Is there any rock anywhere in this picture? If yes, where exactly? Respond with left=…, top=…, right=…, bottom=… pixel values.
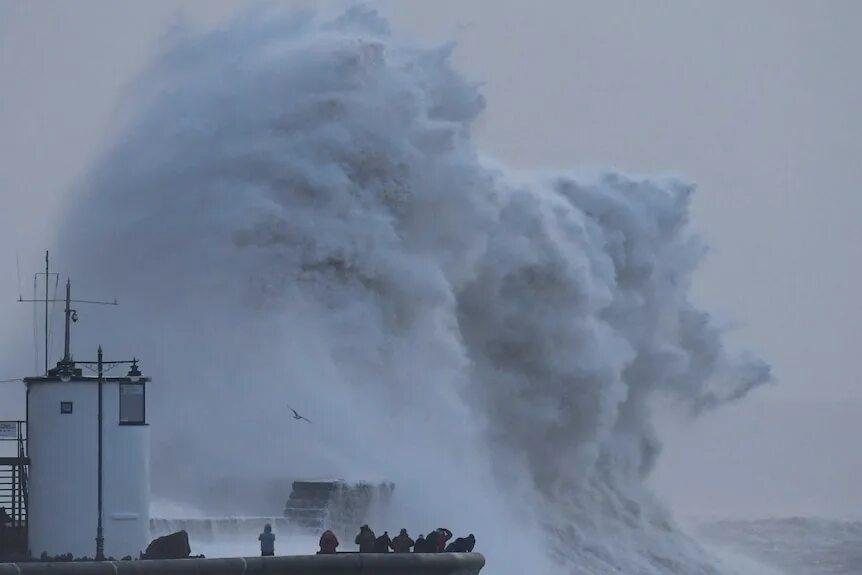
left=144, top=530, right=191, bottom=560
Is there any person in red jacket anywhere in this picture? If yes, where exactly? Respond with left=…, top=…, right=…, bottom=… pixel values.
left=319, top=530, right=339, bottom=554
left=435, top=528, right=452, bottom=552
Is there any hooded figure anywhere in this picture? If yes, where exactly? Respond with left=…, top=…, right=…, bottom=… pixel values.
left=445, top=534, right=476, bottom=553
left=373, top=531, right=392, bottom=553
left=464, top=534, right=476, bottom=552
left=391, top=529, right=414, bottom=553
left=258, top=523, right=275, bottom=556
left=319, top=530, right=339, bottom=554
left=413, top=534, right=426, bottom=553
left=354, top=525, right=376, bottom=553
left=424, top=530, right=439, bottom=553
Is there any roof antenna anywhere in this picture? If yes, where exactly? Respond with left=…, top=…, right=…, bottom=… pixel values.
left=15, top=251, right=23, bottom=301
left=18, top=252, right=118, bottom=376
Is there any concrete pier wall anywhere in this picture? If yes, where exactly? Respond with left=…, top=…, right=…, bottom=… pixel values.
left=0, top=553, right=485, bottom=575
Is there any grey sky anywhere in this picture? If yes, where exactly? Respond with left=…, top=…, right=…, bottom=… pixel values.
left=1, top=1, right=859, bottom=519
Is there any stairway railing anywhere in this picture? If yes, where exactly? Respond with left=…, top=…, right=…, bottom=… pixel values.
left=0, top=420, right=28, bottom=557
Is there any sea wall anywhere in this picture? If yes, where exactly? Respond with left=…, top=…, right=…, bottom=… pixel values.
left=0, top=553, right=485, bottom=575
left=149, top=518, right=290, bottom=542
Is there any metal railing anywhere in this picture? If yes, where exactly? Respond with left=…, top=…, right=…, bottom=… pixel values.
left=0, top=420, right=28, bottom=527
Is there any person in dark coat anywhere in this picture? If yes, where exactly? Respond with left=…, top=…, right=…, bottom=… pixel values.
left=413, top=534, right=426, bottom=553
left=373, top=531, right=391, bottom=553
left=319, top=530, right=339, bottom=554
left=390, top=529, right=414, bottom=553
left=258, top=523, right=275, bottom=557
left=464, top=534, right=476, bottom=552
left=0, top=507, right=9, bottom=559
left=354, top=525, right=375, bottom=553
left=445, top=534, right=476, bottom=552
left=424, top=530, right=439, bottom=553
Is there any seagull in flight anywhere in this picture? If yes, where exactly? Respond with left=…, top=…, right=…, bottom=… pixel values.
left=287, top=404, right=312, bottom=423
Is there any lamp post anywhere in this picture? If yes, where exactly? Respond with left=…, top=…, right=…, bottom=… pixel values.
left=77, top=351, right=141, bottom=562
left=96, top=347, right=104, bottom=561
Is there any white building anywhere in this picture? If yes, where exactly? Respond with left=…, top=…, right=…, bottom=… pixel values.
left=14, top=273, right=153, bottom=560
left=24, top=361, right=151, bottom=559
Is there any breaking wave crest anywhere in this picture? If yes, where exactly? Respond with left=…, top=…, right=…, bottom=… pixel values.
left=57, top=6, right=769, bottom=574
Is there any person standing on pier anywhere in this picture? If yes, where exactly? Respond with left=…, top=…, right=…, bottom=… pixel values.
left=319, top=530, right=339, bottom=554
left=391, top=529, right=414, bottom=553
left=258, top=523, right=275, bottom=557
left=355, top=524, right=376, bottom=553
left=373, top=531, right=392, bottom=553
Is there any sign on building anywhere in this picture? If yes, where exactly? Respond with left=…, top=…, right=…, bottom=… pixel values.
left=0, top=421, right=18, bottom=439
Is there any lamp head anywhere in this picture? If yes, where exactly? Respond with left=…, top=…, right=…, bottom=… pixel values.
left=127, top=359, right=142, bottom=382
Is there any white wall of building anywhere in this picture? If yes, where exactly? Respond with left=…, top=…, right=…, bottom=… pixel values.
left=27, top=377, right=150, bottom=559
left=105, top=420, right=150, bottom=558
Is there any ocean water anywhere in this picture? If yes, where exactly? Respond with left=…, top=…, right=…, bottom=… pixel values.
left=700, top=518, right=862, bottom=575
left=194, top=533, right=321, bottom=559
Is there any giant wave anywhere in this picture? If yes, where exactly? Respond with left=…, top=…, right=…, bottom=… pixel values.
left=55, top=6, right=769, bottom=574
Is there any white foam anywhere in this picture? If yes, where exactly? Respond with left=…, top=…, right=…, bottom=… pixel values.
left=55, top=5, right=769, bottom=574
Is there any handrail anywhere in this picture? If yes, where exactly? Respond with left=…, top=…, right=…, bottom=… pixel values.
left=0, top=420, right=29, bottom=533
left=0, top=421, right=27, bottom=443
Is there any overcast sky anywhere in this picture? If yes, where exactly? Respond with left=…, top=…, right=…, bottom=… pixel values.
left=1, top=0, right=860, bottom=520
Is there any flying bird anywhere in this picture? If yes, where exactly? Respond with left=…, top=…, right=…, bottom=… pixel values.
left=287, top=404, right=312, bottom=423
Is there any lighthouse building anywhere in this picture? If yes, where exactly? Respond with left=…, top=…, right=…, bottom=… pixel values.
left=0, top=265, right=153, bottom=561
left=25, top=362, right=150, bottom=559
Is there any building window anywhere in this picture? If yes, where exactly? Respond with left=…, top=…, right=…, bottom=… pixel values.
left=119, top=383, right=145, bottom=425
left=60, top=401, right=73, bottom=414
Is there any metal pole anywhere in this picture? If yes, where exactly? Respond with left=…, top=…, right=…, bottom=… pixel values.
left=95, top=346, right=105, bottom=561
left=11, top=450, right=16, bottom=526
left=44, top=251, right=49, bottom=374
left=63, top=280, right=71, bottom=363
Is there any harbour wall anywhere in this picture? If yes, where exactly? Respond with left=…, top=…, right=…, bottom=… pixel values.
left=149, top=517, right=290, bottom=542
left=0, top=553, right=485, bottom=575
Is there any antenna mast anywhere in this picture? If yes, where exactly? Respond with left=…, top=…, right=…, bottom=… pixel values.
left=44, top=251, right=49, bottom=373
left=62, top=279, right=75, bottom=364
left=25, top=251, right=58, bottom=374
left=19, top=255, right=118, bottom=375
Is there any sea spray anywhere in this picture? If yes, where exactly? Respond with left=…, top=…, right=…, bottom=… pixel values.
left=54, top=6, right=769, bottom=574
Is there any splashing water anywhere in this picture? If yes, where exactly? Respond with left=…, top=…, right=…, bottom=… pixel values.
left=55, top=6, right=770, bottom=574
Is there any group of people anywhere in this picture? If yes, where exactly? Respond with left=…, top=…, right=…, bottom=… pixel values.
left=344, top=525, right=475, bottom=554
left=258, top=523, right=476, bottom=556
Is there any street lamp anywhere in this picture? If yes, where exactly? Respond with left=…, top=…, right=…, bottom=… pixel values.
left=77, top=350, right=143, bottom=562
left=127, top=360, right=141, bottom=382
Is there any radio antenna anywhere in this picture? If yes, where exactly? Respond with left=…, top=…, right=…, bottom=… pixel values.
left=18, top=252, right=118, bottom=375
